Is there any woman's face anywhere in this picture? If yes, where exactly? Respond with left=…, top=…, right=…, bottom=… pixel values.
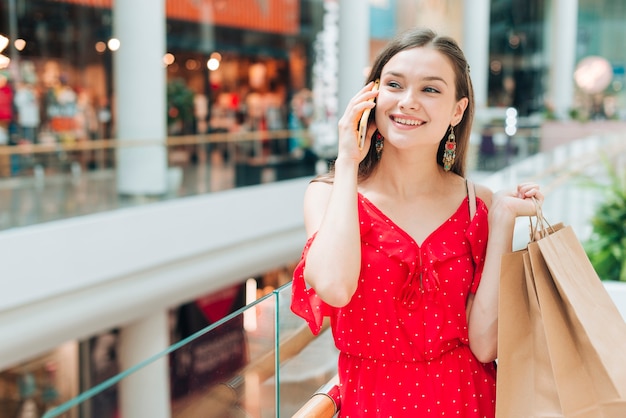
left=374, top=46, right=468, bottom=150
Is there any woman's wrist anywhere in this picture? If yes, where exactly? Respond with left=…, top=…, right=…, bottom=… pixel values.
left=333, top=157, right=360, bottom=178
left=330, top=157, right=360, bottom=200
left=488, top=198, right=517, bottom=230
left=334, top=156, right=361, bottom=168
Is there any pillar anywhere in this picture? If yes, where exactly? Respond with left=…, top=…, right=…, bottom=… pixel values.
left=462, top=0, right=491, bottom=113
left=338, top=0, right=370, bottom=118
left=462, top=0, right=491, bottom=170
left=118, top=311, right=171, bottom=418
left=548, top=0, right=578, bottom=119
left=7, top=0, right=20, bottom=77
left=113, top=0, right=168, bottom=195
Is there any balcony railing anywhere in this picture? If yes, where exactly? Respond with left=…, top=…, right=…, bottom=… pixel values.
left=0, top=130, right=317, bottom=183
left=39, top=282, right=338, bottom=418
left=0, top=129, right=320, bottom=230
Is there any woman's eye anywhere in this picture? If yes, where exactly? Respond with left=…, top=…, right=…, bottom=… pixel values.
left=424, top=87, right=440, bottom=93
left=388, top=81, right=401, bottom=89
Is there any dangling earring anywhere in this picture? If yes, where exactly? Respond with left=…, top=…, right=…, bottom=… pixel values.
left=442, top=125, right=456, bottom=171
left=375, top=131, right=384, bottom=160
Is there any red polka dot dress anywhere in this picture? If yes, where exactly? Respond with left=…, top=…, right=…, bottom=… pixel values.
left=291, top=193, right=496, bottom=417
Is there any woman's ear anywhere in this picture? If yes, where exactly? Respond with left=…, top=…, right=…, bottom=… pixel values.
left=452, top=97, right=469, bottom=126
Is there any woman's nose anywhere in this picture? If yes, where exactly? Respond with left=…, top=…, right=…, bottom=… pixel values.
left=398, top=90, right=420, bottom=110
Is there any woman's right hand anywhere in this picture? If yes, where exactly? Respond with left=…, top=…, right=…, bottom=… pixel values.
left=302, top=84, right=378, bottom=306
left=336, top=81, right=379, bottom=163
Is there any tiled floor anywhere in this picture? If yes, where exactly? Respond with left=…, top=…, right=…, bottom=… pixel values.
left=0, top=152, right=238, bottom=231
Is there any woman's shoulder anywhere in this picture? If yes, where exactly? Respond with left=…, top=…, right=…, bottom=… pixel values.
left=305, top=178, right=333, bottom=201
left=472, top=181, right=494, bottom=209
left=464, top=176, right=493, bottom=207
left=302, top=179, right=333, bottom=237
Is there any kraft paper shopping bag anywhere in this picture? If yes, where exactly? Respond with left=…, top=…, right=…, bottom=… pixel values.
left=528, top=225, right=626, bottom=417
left=496, top=227, right=563, bottom=417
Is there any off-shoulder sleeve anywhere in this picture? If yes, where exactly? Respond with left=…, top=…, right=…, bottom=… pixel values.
left=466, top=199, right=489, bottom=294
left=290, top=233, right=336, bottom=335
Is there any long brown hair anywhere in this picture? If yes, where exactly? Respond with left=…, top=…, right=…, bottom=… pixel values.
left=319, top=27, right=474, bottom=182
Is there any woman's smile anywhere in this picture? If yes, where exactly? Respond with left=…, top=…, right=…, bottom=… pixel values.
left=390, top=114, right=425, bottom=127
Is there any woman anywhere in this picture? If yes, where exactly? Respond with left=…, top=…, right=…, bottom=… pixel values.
left=291, top=28, right=542, bottom=417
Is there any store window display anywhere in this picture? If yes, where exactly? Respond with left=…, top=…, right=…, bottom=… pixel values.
left=13, top=81, right=40, bottom=144
left=0, top=72, right=13, bottom=143
left=0, top=344, right=77, bottom=418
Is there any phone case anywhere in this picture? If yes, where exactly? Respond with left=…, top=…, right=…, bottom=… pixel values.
left=357, top=79, right=380, bottom=150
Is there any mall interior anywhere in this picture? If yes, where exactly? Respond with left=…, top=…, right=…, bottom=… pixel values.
left=1, top=0, right=626, bottom=417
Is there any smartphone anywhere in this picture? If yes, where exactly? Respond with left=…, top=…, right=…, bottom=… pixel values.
left=357, top=79, right=380, bottom=150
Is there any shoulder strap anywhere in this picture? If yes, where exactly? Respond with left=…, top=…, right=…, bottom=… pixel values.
left=466, top=179, right=477, bottom=220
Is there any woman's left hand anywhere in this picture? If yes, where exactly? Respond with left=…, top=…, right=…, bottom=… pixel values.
left=493, top=182, right=544, bottom=218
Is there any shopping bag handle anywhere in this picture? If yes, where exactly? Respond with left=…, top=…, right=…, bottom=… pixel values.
left=528, top=197, right=553, bottom=242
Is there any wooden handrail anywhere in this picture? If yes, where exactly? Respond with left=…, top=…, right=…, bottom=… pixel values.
left=291, top=374, right=340, bottom=418
left=0, top=129, right=312, bottom=156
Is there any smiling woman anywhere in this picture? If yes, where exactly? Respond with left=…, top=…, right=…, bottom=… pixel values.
left=373, top=46, right=468, bottom=165
left=290, top=27, right=544, bottom=417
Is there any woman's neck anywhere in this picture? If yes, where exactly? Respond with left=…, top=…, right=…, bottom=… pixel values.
left=363, top=146, right=452, bottom=200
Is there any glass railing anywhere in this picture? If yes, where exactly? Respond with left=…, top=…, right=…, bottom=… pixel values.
left=0, top=129, right=317, bottom=181
left=0, top=129, right=320, bottom=231
left=41, top=282, right=339, bottom=418
left=275, top=282, right=338, bottom=417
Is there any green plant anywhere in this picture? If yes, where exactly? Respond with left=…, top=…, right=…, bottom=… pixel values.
left=584, top=158, right=626, bottom=281
left=167, top=78, right=195, bottom=130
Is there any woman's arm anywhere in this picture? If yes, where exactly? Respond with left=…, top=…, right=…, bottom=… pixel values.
left=467, top=182, right=542, bottom=363
left=301, top=82, right=379, bottom=307
left=301, top=159, right=361, bottom=307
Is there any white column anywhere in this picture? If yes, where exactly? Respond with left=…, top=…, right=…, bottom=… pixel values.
left=462, top=0, right=491, bottom=170
left=338, top=0, right=370, bottom=117
left=7, top=0, right=20, bottom=79
left=113, top=0, right=168, bottom=195
left=118, top=311, right=171, bottom=418
left=548, top=0, right=579, bottom=119
left=462, top=0, right=491, bottom=113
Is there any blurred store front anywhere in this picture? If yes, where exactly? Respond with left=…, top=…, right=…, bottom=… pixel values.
left=487, top=0, right=626, bottom=119
left=0, top=0, right=324, bottom=174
